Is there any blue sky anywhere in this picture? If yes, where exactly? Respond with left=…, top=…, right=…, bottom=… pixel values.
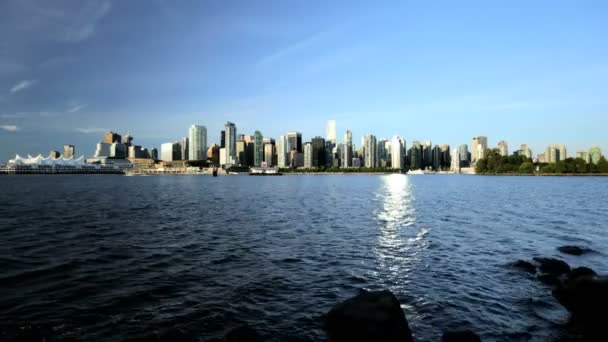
left=1, top=0, right=607, bottom=160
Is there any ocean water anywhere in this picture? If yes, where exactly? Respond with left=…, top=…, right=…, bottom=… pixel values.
left=0, top=174, right=607, bottom=341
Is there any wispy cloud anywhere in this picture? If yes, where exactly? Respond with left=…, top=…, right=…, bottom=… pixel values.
left=0, top=113, right=27, bottom=119
left=10, top=80, right=36, bottom=93
left=75, top=127, right=106, bottom=134
left=0, top=125, right=19, bottom=132
left=67, top=104, right=87, bottom=113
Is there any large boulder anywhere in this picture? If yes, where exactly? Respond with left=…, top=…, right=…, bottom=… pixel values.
left=552, top=276, right=608, bottom=338
left=442, top=329, right=482, bottom=341
left=324, top=290, right=413, bottom=342
left=532, top=257, right=571, bottom=276
left=557, top=246, right=593, bottom=256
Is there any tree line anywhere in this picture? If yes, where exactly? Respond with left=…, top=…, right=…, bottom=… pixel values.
left=475, top=148, right=608, bottom=174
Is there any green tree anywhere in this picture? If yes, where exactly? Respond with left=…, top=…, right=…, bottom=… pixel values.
left=519, top=161, right=534, bottom=174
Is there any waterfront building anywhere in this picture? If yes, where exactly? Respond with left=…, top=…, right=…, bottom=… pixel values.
left=63, top=145, right=75, bottom=159
left=352, top=158, right=361, bottom=168
left=304, top=142, right=313, bottom=168
left=520, top=144, right=533, bottom=159
left=264, top=141, right=275, bottom=167
left=188, top=125, right=207, bottom=161
left=325, top=140, right=335, bottom=166
left=224, top=122, right=237, bottom=165
left=331, top=145, right=340, bottom=167
left=326, top=120, right=337, bottom=144
left=95, top=143, right=111, bottom=158
left=236, top=140, right=247, bottom=166
left=219, top=147, right=226, bottom=165
left=537, top=153, right=546, bottom=163
left=253, top=131, right=263, bottom=167
left=289, top=150, right=304, bottom=167
left=589, top=146, right=602, bottom=165
left=472, top=136, right=488, bottom=163
left=149, top=148, right=158, bottom=160
left=364, top=134, right=377, bottom=168
left=377, top=138, right=390, bottom=168
left=104, top=131, right=121, bottom=144
left=311, top=137, right=326, bottom=167
left=409, top=141, right=422, bottom=170
left=110, top=142, right=126, bottom=158
left=220, top=130, right=225, bottom=148
left=49, top=150, right=60, bottom=159
left=123, top=133, right=133, bottom=147
left=342, top=130, right=353, bottom=168
left=128, top=145, right=149, bottom=159
left=207, top=144, right=219, bottom=164
left=287, top=132, right=303, bottom=153
left=577, top=151, right=590, bottom=163
left=181, top=137, right=189, bottom=160
left=545, top=144, right=567, bottom=163
left=390, top=136, right=404, bottom=170
left=161, top=142, right=180, bottom=161
left=498, top=140, right=509, bottom=157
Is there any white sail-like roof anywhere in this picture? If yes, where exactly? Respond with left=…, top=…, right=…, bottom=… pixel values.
left=8, top=154, right=86, bottom=166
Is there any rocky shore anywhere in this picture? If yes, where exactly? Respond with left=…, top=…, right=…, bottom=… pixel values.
left=5, top=245, right=605, bottom=341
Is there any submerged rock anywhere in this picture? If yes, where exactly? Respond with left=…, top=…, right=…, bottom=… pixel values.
left=512, top=260, right=537, bottom=274
left=325, top=290, right=413, bottom=342
left=557, top=246, right=593, bottom=256
left=532, top=257, right=571, bottom=276
left=442, top=329, right=482, bottom=341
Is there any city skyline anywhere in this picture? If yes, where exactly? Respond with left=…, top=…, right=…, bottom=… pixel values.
left=1, top=1, right=608, bottom=160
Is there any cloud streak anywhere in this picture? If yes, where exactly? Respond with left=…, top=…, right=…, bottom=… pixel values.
left=0, top=125, right=19, bottom=132
left=10, top=80, right=36, bottom=93
left=75, top=127, right=106, bottom=134
left=67, top=104, right=87, bottom=113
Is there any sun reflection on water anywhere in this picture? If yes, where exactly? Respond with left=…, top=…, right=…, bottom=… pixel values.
left=372, top=174, right=428, bottom=284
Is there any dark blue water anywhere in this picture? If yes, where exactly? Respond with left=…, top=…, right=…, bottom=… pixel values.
left=1, top=175, right=607, bottom=341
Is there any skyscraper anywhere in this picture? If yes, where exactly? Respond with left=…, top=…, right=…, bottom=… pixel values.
left=422, top=141, right=432, bottom=168
left=498, top=140, right=509, bottom=157
left=220, top=130, right=226, bottom=148
left=277, top=135, right=288, bottom=168
left=149, top=148, right=158, bottom=160
left=304, top=142, right=313, bottom=168
left=472, top=136, right=488, bottom=162
left=264, top=142, right=275, bottom=167
left=287, top=132, right=302, bottom=153
left=342, top=130, right=353, bottom=168
left=451, top=149, right=461, bottom=173
left=63, top=145, right=75, bottom=159
left=391, top=136, right=404, bottom=169
left=207, top=144, right=219, bottom=164
left=326, top=120, right=336, bottom=144
left=49, top=151, right=60, bottom=159
left=545, top=144, right=567, bottom=163
left=440, top=144, right=451, bottom=170
left=188, top=125, right=207, bottom=161
left=431, top=145, right=441, bottom=170
left=236, top=140, right=247, bottom=166
left=409, top=141, right=422, bottom=170
left=253, top=130, right=263, bottom=167
left=364, top=134, right=377, bottom=168
left=181, top=137, right=189, bottom=160
left=458, top=144, right=470, bottom=167
left=377, top=138, right=390, bottom=168
left=224, top=122, right=237, bottom=165
left=577, top=151, right=590, bottom=163
left=311, top=137, right=326, bottom=167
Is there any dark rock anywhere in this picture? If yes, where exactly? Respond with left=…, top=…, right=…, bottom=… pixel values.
left=512, top=260, right=537, bottom=274
left=557, top=246, right=593, bottom=256
left=325, top=290, right=413, bottom=342
left=224, top=325, right=259, bottom=342
left=537, top=273, right=563, bottom=287
left=553, top=276, right=608, bottom=338
left=568, top=267, right=597, bottom=281
left=442, top=329, right=482, bottom=341
left=532, top=257, right=571, bottom=276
